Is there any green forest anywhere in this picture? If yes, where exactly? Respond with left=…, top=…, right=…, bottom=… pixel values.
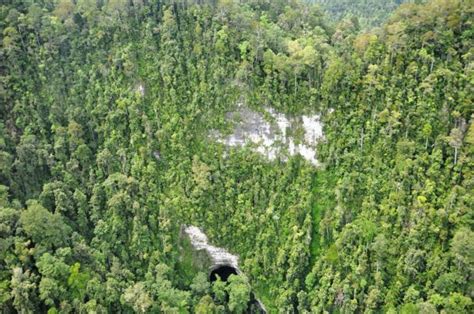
left=0, top=0, right=473, bottom=313
left=312, top=0, right=422, bottom=29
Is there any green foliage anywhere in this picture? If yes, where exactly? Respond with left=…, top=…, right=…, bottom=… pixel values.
left=19, top=201, right=71, bottom=249
left=0, top=0, right=472, bottom=312
left=121, top=282, right=153, bottom=313
left=190, top=272, right=210, bottom=296
left=67, top=263, right=90, bottom=301
left=212, top=278, right=227, bottom=305
left=313, top=0, right=421, bottom=30
left=226, top=275, right=251, bottom=313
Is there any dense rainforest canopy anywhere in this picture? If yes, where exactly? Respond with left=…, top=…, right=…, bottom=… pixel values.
left=312, top=0, right=424, bottom=29
left=0, top=0, right=473, bottom=313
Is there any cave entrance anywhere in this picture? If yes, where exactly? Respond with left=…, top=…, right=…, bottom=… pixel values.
left=209, top=265, right=238, bottom=282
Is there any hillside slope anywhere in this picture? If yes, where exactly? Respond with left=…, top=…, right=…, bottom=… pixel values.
left=0, top=0, right=472, bottom=313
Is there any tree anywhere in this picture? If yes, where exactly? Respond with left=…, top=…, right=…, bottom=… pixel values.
left=447, top=127, right=463, bottom=165
left=35, top=249, right=74, bottom=307
left=226, top=275, right=250, bottom=313
left=67, top=263, right=90, bottom=302
left=190, top=272, right=210, bottom=296
left=19, top=201, right=71, bottom=248
left=121, top=282, right=153, bottom=313
left=212, top=277, right=226, bottom=304
left=195, top=295, right=217, bottom=314
left=450, top=228, right=474, bottom=279
left=10, top=268, right=38, bottom=313
left=421, top=123, right=432, bottom=149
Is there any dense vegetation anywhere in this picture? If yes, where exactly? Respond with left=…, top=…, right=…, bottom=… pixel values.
left=0, top=0, right=472, bottom=313
left=312, top=0, right=422, bottom=29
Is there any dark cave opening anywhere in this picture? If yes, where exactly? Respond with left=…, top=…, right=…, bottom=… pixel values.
left=209, top=265, right=238, bottom=282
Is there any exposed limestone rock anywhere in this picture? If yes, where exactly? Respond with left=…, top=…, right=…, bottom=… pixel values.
left=184, top=225, right=239, bottom=268
left=183, top=225, right=266, bottom=313
left=211, top=104, right=324, bottom=165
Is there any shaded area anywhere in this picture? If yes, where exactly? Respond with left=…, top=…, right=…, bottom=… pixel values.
left=209, top=265, right=238, bottom=282
left=248, top=293, right=267, bottom=313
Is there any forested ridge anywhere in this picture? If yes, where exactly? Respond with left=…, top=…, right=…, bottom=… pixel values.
left=312, top=0, right=423, bottom=29
left=0, top=0, right=473, bottom=313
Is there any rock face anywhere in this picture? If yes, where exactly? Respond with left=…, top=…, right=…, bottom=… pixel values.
left=184, top=225, right=239, bottom=269
left=183, top=225, right=266, bottom=313
left=211, top=104, right=324, bottom=165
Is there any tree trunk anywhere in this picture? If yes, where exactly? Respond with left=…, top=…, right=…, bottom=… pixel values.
left=294, top=71, right=297, bottom=96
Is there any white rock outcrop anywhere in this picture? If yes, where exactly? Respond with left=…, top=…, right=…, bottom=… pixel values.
left=212, top=105, right=324, bottom=165
left=184, top=225, right=267, bottom=313
left=184, top=225, right=239, bottom=268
